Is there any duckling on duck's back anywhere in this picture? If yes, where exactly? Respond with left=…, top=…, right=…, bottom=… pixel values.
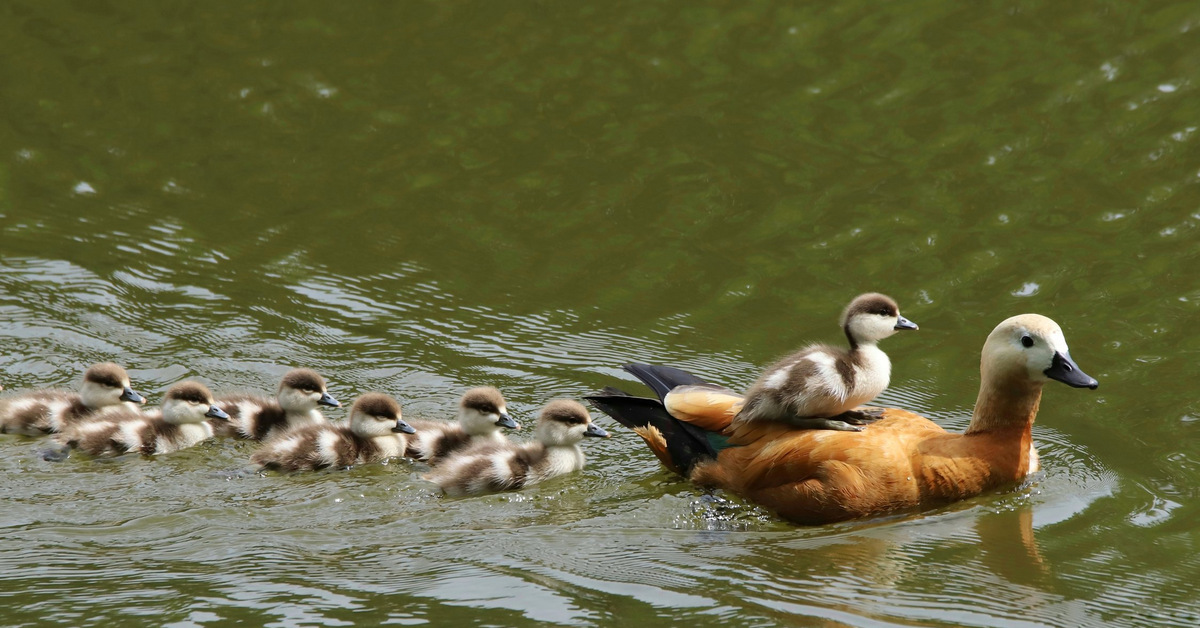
left=56, top=381, right=228, bottom=457
left=737, top=292, right=917, bottom=430
left=250, top=393, right=414, bottom=472
left=212, top=368, right=340, bottom=441
left=405, top=386, right=519, bottom=464
left=0, top=362, right=146, bottom=436
left=588, top=313, right=1098, bottom=525
left=424, top=399, right=608, bottom=497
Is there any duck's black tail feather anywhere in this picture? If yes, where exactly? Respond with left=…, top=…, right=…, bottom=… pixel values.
left=585, top=382, right=720, bottom=476
left=622, top=363, right=711, bottom=401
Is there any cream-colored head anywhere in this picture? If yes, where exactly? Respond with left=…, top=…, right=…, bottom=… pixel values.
left=534, top=399, right=609, bottom=446
left=840, top=293, right=918, bottom=348
left=276, top=368, right=340, bottom=413
left=980, top=314, right=1098, bottom=389
left=161, top=381, right=229, bottom=425
left=79, top=362, right=146, bottom=409
left=457, top=386, right=519, bottom=434
left=348, top=393, right=412, bottom=438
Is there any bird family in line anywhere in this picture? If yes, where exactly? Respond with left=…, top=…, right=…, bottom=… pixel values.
left=0, top=292, right=1098, bottom=525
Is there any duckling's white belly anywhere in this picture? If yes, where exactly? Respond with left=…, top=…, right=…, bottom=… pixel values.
left=289, top=410, right=326, bottom=428
left=372, top=435, right=405, bottom=460
left=846, top=345, right=891, bottom=408
left=168, top=422, right=214, bottom=452
left=538, top=446, right=585, bottom=480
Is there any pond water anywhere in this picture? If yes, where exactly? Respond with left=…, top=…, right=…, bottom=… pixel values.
left=2, top=1, right=1199, bottom=626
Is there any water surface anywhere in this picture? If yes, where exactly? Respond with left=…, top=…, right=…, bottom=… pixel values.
left=2, top=1, right=1199, bottom=626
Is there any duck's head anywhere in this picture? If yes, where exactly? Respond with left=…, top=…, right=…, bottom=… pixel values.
left=79, top=362, right=146, bottom=409
left=162, top=381, right=228, bottom=425
left=277, top=368, right=340, bottom=412
left=534, top=399, right=608, bottom=446
left=841, top=293, right=918, bottom=347
left=981, top=314, right=1098, bottom=390
left=348, top=393, right=413, bottom=437
left=458, top=386, right=519, bottom=434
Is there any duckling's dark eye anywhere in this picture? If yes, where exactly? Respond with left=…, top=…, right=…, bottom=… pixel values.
left=1021, top=335, right=1034, bottom=348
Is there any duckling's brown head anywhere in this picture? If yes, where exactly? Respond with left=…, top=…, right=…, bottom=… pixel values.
left=277, top=368, right=340, bottom=412
left=162, top=381, right=228, bottom=425
left=841, top=293, right=918, bottom=348
left=348, top=393, right=413, bottom=437
left=459, top=386, right=518, bottom=433
left=80, top=362, right=145, bottom=408
left=982, top=314, right=1098, bottom=390
left=535, top=399, right=608, bottom=446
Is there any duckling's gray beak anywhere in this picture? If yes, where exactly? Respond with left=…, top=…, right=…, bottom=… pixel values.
left=583, top=423, right=609, bottom=438
left=495, top=413, right=519, bottom=430
left=206, top=405, right=231, bottom=420
left=1044, top=351, right=1098, bottom=389
left=392, top=418, right=416, bottom=434
left=318, top=392, right=341, bottom=408
left=894, top=316, right=918, bottom=331
left=121, top=387, right=147, bottom=404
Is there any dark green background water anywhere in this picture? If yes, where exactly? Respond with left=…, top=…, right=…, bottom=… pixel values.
left=2, top=1, right=1198, bottom=626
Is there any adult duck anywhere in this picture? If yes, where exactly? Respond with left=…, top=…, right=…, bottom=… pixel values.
left=586, top=314, right=1098, bottom=525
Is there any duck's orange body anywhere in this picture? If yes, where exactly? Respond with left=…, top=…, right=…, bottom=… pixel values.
left=589, top=314, right=1097, bottom=525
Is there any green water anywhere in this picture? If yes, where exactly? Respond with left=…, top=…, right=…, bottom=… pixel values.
left=1, top=1, right=1198, bottom=625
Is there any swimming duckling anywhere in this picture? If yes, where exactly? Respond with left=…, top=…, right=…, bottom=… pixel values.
left=587, top=314, right=1098, bottom=525
left=212, top=368, right=340, bottom=441
left=56, top=381, right=229, bottom=457
left=737, top=292, right=917, bottom=431
left=250, top=393, right=414, bottom=472
left=404, top=387, right=519, bottom=464
left=0, top=362, right=146, bottom=436
left=424, top=399, right=609, bottom=496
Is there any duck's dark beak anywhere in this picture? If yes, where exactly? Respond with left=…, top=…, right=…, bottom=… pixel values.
left=206, top=405, right=231, bottom=420
left=894, top=316, right=919, bottom=331
left=121, top=387, right=147, bottom=404
left=584, top=423, right=609, bottom=438
left=392, top=418, right=416, bottom=434
left=1044, top=351, right=1098, bottom=389
left=495, top=412, right=519, bottom=430
left=318, top=392, right=341, bottom=408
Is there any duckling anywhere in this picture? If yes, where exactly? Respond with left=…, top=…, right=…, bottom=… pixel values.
left=587, top=314, right=1098, bottom=525
left=404, top=387, right=519, bottom=464
left=0, top=362, right=146, bottom=436
left=737, top=292, right=917, bottom=431
left=424, top=399, right=609, bottom=496
left=212, top=368, right=340, bottom=441
left=56, top=381, right=229, bottom=457
left=250, top=393, right=415, bottom=472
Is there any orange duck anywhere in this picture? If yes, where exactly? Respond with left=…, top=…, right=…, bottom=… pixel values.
left=587, top=314, right=1099, bottom=525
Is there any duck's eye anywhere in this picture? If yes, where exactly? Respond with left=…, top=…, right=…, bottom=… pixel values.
left=1020, top=335, right=1034, bottom=348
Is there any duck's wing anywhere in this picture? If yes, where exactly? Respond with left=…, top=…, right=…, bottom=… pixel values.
left=586, top=388, right=723, bottom=476
left=662, top=385, right=744, bottom=432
